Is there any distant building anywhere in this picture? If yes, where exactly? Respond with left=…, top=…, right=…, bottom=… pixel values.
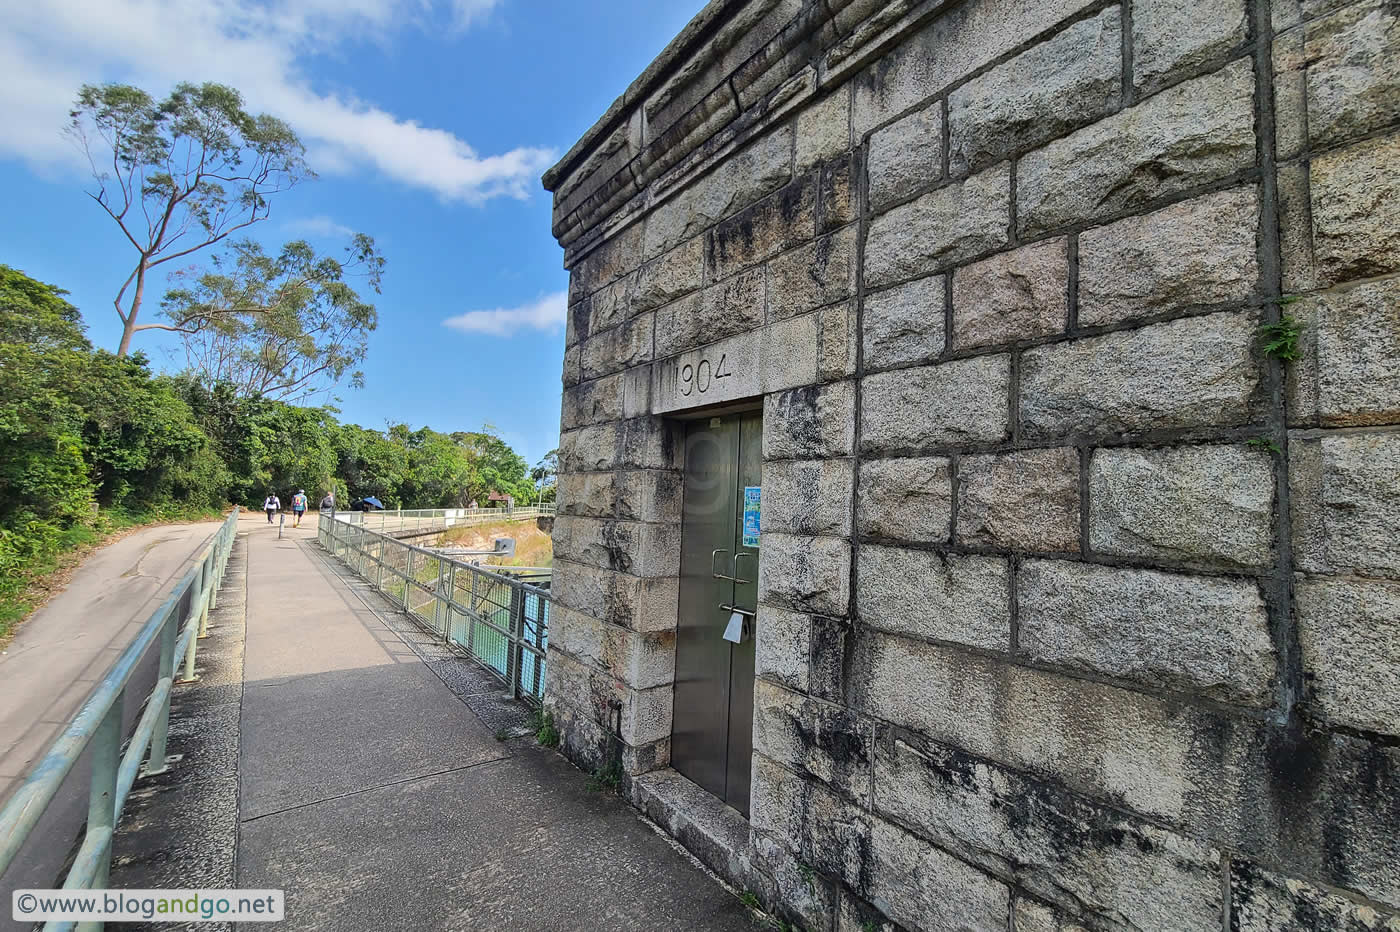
left=487, top=491, right=514, bottom=508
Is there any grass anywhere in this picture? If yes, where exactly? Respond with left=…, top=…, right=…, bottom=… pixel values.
left=530, top=706, right=560, bottom=748
left=0, top=504, right=224, bottom=644
left=586, top=760, right=623, bottom=792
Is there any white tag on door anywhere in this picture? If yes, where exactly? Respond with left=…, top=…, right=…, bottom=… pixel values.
left=722, top=611, right=744, bottom=643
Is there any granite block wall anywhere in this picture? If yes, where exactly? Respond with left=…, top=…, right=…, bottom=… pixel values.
left=542, top=0, right=1400, bottom=928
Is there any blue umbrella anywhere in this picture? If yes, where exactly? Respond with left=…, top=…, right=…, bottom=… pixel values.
left=362, top=496, right=385, bottom=510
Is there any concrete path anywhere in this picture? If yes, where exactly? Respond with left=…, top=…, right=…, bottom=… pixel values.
left=111, top=515, right=756, bottom=931
left=0, top=519, right=219, bottom=802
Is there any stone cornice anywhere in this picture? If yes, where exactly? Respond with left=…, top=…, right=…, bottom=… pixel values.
left=543, top=0, right=966, bottom=264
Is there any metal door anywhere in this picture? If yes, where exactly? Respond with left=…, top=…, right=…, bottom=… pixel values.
left=672, top=412, right=761, bottom=816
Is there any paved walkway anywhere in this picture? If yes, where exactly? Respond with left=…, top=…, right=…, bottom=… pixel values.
left=0, top=520, right=219, bottom=802
left=108, top=516, right=755, bottom=931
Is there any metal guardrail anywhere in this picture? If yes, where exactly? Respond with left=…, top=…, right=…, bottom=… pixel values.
left=334, top=505, right=555, bottom=537
left=0, top=507, right=240, bottom=930
left=319, top=512, right=549, bottom=702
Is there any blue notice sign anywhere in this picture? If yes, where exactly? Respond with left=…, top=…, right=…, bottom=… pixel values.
left=742, top=486, right=761, bottom=548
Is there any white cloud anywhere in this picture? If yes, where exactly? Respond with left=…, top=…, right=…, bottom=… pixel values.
left=286, top=215, right=357, bottom=239
left=0, top=0, right=555, bottom=204
left=443, top=291, right=567, bottom=337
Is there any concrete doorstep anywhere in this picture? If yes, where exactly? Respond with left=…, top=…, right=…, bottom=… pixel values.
left=103, top=523, right=759, bottom=932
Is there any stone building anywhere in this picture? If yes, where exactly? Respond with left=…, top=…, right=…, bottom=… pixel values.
left=540, top=0, right=1400, bottom=928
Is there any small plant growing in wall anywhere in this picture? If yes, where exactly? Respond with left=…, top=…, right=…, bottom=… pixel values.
left=739, top=891, right=761, bottom=911
left=1259, top=315, right=1303, bottom=361
left=1247, top=436, right=1283, bottom=455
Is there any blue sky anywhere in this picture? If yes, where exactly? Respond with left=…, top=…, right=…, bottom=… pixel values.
left=0, top=0, right=701, bottom=467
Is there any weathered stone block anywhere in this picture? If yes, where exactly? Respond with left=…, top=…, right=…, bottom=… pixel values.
left=643, top=125, right=794, bottom=260
left=558, top=423, right=618, bottom=473
left=756, top=605, right=813, bottom=694
left=1304, top=0, right=1400, bottom=147
left=1289, top=277, right=1400, bottom=427
left=957, top=447, right=1080, bottom=552
left=867, top=815, right=1011, bottom=932
left=1090, top=443, right=1275, bottom=569
left=570, top=221, right=645, bottom=302
left=858, top=545, right=1010, bottom=651
left=817, top=301, right=857, bottom=382
left=1290, top=431, right=1400, bottom=579
left=818, top=151, right=860, bottom=234
left=1311, top=133, right=1400, bottom=285
left=751, top=754, right=871, bottom=890
left=850, top=0, right=1103, bottom=137
left=551, top=560, right=679, bottom=633
left=545, top=644, right=672, bottom=747
left=557, top=471, right=616, bottom=518
left=951, top=239, right=1067, bottom=349
left=857, top=456, right=952, bottom=543
left=948, top=7, right=1121, bottom=176
left=1297, top=576, right=1400, bottom=738
left=705, top=172, right=816, bottom=282
left=753, top=680, right=871, bottom=804
left=855, top=631, right=1193, bottom=819
left=868, top=102, right=942, bottom=210
left=656, top=270, right=763, bottom=359
left=1013, top=899, right=1091, bottom=932
left=861, top=355, right=1011, bottom=452
left=767, top=226, right=856, bottom=321
left=561, top=374, right=623, bottom=430
left=1019, top=311, right=1261, bottom=439
left=761, top=458, right=855, bottom=537
left=587, top=273, right=636, bottom=335
left=551, top=605, right=677, bottom=690
left=796, top=84, right=852, bottom=170
left=865, top=164, right=1010, bottom=287
left=617, top=417, right=682, bottom=470
left=1232, top=859, right=1400, bottom=932
left=580, top=312, right=654, bottom=381
left=620, top=363, right=651, bottom=418
left=1018, top=559, right=1274, bottom=703
left=1078, top=187, right=1260, bottom=327
left=760, top=312, right=822, bottom=393
left=758, top=532, right=851, bottom=617
left=764, top=381, right=856, bottom=459
left=1017, top=59, right=1256, bottom=236
left=875, top=735, right=1224, bottom=931
left=552, top=517, right=680, bottom=578
left=863, top=273, right=946, bottom=370
left=633, top=237, right=704, bottom=313
left=1134, top=0, right=1248, bottom=94
left=615, top=470, right=682, bottom=523
left=561, top=343, right=581, bottom=387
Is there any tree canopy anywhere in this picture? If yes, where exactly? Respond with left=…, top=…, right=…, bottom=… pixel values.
left=69, top=81, right=310, bottom=357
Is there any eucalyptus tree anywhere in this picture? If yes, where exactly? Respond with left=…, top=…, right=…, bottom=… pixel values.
left=162, top=234, right=385, bottom=402
left=68, top=82, right=309, bottom=357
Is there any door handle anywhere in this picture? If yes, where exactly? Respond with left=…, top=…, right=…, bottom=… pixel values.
left=719, top=603, right=755, bottom=618
left=710, top=549, right=750, bottom=584
left=734, top=552, right=755, bottom=583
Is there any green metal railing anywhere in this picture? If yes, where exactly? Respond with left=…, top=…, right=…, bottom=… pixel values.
left=0, top=508, right=240, bottom=930
left=319, top=512, right=549, bottom=702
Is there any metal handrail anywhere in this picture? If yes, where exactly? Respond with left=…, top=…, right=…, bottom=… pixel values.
left=0, top=508, right=240, bottom=927
left=318, top=511, right=550, bottom=702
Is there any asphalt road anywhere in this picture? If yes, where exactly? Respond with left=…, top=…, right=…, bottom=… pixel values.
left=0, top=520, right=220, bottom=803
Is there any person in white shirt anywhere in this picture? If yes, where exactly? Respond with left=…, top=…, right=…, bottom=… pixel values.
left=263, top=493, right=281, bottom=524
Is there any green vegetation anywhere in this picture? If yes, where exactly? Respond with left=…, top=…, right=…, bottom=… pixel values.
left=531, top=707, right=560, bottom=748
left=1247, top=436, right=1283, bottom=455
left=586, top=759, right=623, bottom=793
left=739, top=892, right=761, bottom=911
left=1259, top=315, right=1304, bottom=361
left=0, top=264, right=548, bottom=636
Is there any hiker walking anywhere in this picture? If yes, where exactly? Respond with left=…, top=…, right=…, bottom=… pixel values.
left=263, top=492, right=281, bottom=524
left=291, top=489, right=309, bottom=527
